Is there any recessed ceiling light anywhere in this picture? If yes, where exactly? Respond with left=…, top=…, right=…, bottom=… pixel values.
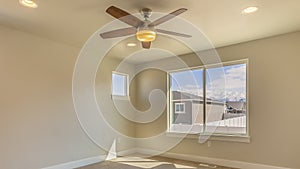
left=242, top=6, right=258, bottom=14
left=127, top=42, right=137, bottom=47
left=19, top=0, right=38, bottom=8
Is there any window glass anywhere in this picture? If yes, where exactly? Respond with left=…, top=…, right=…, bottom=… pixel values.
left=168, top=61, right=248, bottom=136
left=112, top=73, right=128, bottom=96
left=206, top=63, right=247, bottom=135
left=175, top=103, right=185, bottom=113
left=169, top=69, right=204, bottom=133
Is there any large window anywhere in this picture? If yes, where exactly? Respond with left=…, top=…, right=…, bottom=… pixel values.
left=112, top=72, right=128, bottom=96
left=168, top=60, right=248, bottom=136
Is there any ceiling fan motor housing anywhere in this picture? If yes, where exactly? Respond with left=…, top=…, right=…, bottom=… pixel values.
left=140, top=8, right=152, bottom=19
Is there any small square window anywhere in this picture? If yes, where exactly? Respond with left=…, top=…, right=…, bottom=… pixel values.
left=112, top=72, right=128, bottom=96
left=175, top=103, right=185, bottom=114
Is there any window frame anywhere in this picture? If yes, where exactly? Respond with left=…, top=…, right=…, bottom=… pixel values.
left=174, top=102, right=186, bottom=114
left=111, top=71, right=129, bottom=98
left=167, top=59, right=249, bottom=140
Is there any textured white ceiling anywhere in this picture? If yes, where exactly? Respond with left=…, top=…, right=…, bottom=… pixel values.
left=1, top=0, right=300, bottom=64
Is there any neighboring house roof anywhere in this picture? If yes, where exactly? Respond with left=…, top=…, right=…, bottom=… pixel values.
left=172, top=91, right=223, bottom=104
left=226, top=101, right=246, bottom=110
left=172, top=91, right=203, bottom=100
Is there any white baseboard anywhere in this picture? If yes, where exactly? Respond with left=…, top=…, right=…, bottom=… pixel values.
left=41, top=155, right=106, bottom=169
left=41, top=148, right=291, bottom=169
left=41, top=149, right=135, bottom=169
left=134, top=148, right=291, bottom=169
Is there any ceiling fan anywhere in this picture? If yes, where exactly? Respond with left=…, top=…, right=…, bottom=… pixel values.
left=100, top=6, right=192, bottom=49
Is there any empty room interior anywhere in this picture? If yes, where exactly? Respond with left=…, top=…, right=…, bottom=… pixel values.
left=1, top=0, right=299, bottom=169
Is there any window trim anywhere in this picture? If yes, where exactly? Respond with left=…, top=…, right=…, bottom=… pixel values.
left=174, top=102, right=186, bottom=114
left=166, top=132, right=250, bottom=143
left=167, top=59, right=249, bottom=140
left=111, top=71, right=129, bottom=97
left=167, top=67, right=204, bottom=132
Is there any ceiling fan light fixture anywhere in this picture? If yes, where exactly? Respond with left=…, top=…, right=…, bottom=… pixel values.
left=19, top=0, right=38, bottom=8
left=136, top=29, right=156, bottom=42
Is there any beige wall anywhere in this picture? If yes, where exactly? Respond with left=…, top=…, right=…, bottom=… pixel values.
left=0, top=25, right=106, bottom=169
left=133, top=69, right=168, bottom=138
left=134, top=31, right=300, bottom=168
left=95, top=56, right=137, bottom=138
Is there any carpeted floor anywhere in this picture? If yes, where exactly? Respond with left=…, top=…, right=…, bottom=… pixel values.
left=77, top=154, right=238, bottom=169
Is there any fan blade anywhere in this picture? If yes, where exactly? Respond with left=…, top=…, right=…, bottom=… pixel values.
left=100, top=27, right=136, bottom=39
left=149, top=8, right=187, bottom=26
left=106, top=6, right=142, bottom=27
left=156, top=29, right=192, bottom=38
left=141, top=42, right=151, bottom=49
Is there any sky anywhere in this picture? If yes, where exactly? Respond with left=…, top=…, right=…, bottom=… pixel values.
left=112, top=73, right=127, bottom=96
left=171, top=64, right=246, bottom=102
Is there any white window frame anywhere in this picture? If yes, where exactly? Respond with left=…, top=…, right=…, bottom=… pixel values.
left=167, top=59, right=250, bottom=142
left=174, top=103, right=185, bottom=114
left=111, top=71, right=129, bottom=98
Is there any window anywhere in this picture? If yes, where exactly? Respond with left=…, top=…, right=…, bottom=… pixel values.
left=169, top=68, right=204, bottom=133
left=112, top=72, right=128, bottom=96
left=168, top=60, right=248, bottom=137
left=175, top=103, right=185, bottom=114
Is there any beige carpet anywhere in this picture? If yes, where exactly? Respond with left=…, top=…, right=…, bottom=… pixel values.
left=77, top=154, right=238, bottom=169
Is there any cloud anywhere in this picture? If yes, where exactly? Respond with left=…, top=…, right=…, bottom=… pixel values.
left=207, top=64, right=246, bottom=101
left=173, top=64, right=246, bottom=102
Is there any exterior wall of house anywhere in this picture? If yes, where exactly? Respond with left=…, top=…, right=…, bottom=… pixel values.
left=192, top=103, right=225, bottom=124
left=173, top=101, right=193, bottom=124
left=193, top=103, right=204, bottom=124
left=206, top=104, right=225, bottom=123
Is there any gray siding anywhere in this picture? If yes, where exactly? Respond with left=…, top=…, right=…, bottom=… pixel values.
left=173, top=101, right=192, bottom=124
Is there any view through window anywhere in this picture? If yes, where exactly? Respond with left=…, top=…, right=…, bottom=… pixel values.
left=169, top=61, right=247, bottom=136
left=112, top=72, right=128, bottom=96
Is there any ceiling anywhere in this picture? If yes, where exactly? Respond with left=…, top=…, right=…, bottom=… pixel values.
left=1, top=0, right=300, bottom=64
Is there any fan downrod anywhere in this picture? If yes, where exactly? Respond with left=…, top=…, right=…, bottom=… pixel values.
left=140, top=8, right=152, bottom=19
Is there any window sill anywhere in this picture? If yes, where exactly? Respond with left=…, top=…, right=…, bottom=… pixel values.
left=166, top=132, right=250, bottom=143
left=111, top=95, right=130, bottom=100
